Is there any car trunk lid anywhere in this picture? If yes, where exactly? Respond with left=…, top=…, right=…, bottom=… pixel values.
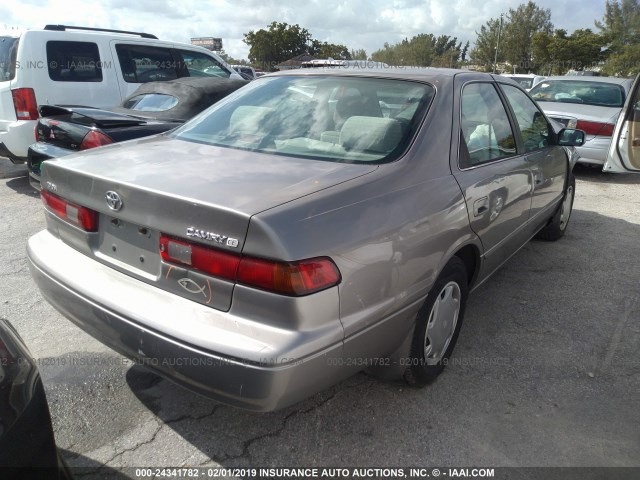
left=41, top=135, right=377, bottom=311
left=36, top=106, right=147, bottom=151
left=538, top=102, right=621, bottom=139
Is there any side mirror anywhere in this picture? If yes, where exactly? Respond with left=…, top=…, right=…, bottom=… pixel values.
left=558, top=128, right=586, bottom=147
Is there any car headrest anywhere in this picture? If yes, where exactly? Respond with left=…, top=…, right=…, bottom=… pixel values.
left=340, top=116, right=402, bottom=154
left=229, top=106, right=274, bottom=133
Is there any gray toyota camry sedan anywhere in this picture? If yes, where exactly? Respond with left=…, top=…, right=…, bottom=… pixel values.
left=27, top=68, right=585, bottom=411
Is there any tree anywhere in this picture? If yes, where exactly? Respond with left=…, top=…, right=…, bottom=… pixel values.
left=350, top=48, right=367, bottom=60
left=310, top=40, right=351, bottom=60
left=370, top=34, right=464, bottom=67
left=470, top=2, right=552, bottom=72
left=502, top=1, right=553, bottom=71
left=469, top=18, right=504, bottom=71
left=532, top=29, right=605, bottom=75
left=243, top=22, right=312, bottom=69
left=217, top=50, right=246, bottom=66
left=595, top=0, right=640, bottom=75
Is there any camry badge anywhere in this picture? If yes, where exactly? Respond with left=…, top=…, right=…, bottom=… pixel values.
left=105, top=191, right=123, bottom=211
left=186, top=227, right=238, bottom=247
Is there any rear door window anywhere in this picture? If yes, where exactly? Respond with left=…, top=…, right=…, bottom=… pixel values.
left=460, top=83, right=517, bottom=168
left=176, top=50, right=230, bottom=78
left=116, top=44, right=178, bottom=83
left=46, top=41, right=102, bottom=82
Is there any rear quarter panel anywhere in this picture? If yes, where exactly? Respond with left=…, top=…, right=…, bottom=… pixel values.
left=245, top=80, right=480, bottom=357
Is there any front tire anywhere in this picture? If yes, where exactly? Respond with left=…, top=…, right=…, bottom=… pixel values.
left=403, top=257, right=468, bottom=386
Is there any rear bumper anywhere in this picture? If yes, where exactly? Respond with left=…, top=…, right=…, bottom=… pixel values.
left=0, top=141, right=26, bottom=164
left=0, top=119, right=36, bottom=163
left=27, top=230, right=354, bottom=411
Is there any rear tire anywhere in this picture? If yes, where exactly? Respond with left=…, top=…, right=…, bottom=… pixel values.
left=403, top=257, right=468, bottom=386
left=535, top=173, right=575, bottom=241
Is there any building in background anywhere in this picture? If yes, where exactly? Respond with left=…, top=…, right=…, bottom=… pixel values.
left=191, top=37, right=222, bottom=52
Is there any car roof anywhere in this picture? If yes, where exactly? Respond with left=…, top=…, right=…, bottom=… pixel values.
left=268, top=67, right=490, bottom=82
left=502, top=74, right=542, bottom=78
left=539, top=76, right=631, bottom=85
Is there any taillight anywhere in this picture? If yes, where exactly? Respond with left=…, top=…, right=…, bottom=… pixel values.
left=41, top=190, right=99, bottom=232
left=576, top=120, right=615, bottom=137
left=159, top=235, right=341, bottom=296
left=238, top=256, right=341, bottom=296
left=12, top=88, right=38, bottom=121
left=80, top=130, right=114, bottom=150
left=160, top=236, right=240, bottom=282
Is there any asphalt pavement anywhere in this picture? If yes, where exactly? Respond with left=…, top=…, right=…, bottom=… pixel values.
left=1, top=160, right=639, bottom=475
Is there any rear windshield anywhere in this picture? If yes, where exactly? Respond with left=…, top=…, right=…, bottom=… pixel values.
left=0, top=37, right=18, bottom=81
left=529, top=80, right=626, bottom=107
left=123, top=93, right=179, bottom=111
left=172, top=75, right=434, bottom=164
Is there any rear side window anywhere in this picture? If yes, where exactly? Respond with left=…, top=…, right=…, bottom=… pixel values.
left=47, top=41, right=102, bottom=82
left=177, top=50, right=230, bottom=78
left=116, top=45, right=178, bottom=83
left=0, top=36, right=18, bottom=81
left=460, top=83, right=517, bottom=168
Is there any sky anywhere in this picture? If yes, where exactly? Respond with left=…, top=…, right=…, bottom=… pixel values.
left=1, top=0, right=607, bottom=60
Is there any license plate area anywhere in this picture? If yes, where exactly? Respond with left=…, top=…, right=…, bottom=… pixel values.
left=96, top=214, right=160, bottom=277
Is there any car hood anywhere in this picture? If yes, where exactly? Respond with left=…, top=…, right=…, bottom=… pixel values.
left=537, top=101, right=622, bottom=124
left=43, top=134, right=378, bottom=215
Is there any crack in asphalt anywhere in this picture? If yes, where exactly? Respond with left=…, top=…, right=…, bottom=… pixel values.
left=80, top=404, right=225, bottom=473
left=217, top=378, right=371, bottom=465
left=163, top=404, right=225, bottom=426
left=87, top=421, right=164, bottom=474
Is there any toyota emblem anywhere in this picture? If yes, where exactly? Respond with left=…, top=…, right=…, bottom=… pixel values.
left=105, top=191, right=123, bottom=211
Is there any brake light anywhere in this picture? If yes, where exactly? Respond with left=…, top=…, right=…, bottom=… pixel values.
left=238, top=256, right=341, bottom=296
left=36, top=119, right=60, bottom=142
left=160, top=236, right=240, bottom=281
left=159, top=235, right=341, bottom=296
left=80, top=130, right=114, bottom=150
left=576, top=120, right=615, bottom=137
left=41, top=190, right=99, bottom=232
left=12, top=88, right=38, bottom=121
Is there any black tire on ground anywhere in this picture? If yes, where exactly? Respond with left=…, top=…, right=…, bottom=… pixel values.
left=403, top=256, right=469, bottom=387
left=535, top=173, right=576, bottom=241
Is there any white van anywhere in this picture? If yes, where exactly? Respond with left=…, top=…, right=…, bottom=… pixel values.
left=0, top=25, right=241, bottom=163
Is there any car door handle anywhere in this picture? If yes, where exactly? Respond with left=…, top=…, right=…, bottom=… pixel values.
left=473, top=196, right=489, bottom=217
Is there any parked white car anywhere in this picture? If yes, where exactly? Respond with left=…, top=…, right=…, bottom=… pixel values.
left=501, top=74, right=546, bottom=91
left=0, top=25, right=241, bottom=164
left=530, top=76, right=633, bottom=167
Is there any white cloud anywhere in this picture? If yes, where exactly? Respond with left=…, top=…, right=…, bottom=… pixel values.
left=3, top=0, right=607, bottom=60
